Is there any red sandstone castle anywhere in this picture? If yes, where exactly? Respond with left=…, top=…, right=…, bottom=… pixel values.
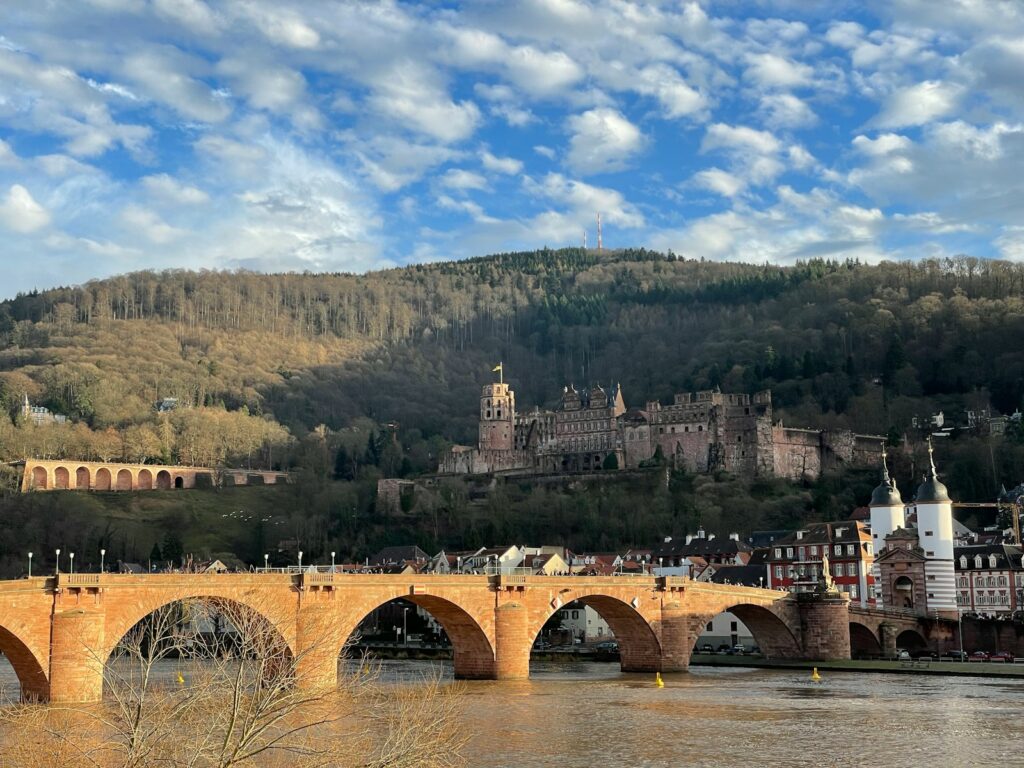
left=439, top=368, right=883, bottom=481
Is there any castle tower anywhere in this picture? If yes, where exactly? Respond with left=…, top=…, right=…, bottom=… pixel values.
left=869, top=447, right=904, bottom=609
left=914, top=439, right=957, bottom=617
left=479, top=364, right=515, bottom=452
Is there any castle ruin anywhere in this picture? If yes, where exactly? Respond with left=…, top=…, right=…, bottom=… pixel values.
left=438, top=370, right=883, bottom=481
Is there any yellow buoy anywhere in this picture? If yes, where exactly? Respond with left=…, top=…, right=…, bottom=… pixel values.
left=176, top=672, right=185, bottom=685
left=811, top=667, right=821, bottom=682
left=655, top=672, right=664, bottom=688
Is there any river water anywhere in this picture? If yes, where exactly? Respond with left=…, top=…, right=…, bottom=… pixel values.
left=3, top=658, right=1022, bottom=767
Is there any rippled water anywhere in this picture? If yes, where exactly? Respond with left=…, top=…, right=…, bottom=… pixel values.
left=3, top=657, right=1021, bottom=767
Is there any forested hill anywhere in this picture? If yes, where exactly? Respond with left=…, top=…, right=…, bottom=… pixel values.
left=2, top=250, right=1024, bottom=498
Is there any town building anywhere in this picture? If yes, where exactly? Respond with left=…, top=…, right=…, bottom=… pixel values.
left=20, top=394, right=67, bottom=426
left=955, top=544, right=1024, bottom=617
left=438, top=368, right=884, bottom=481
left=766, top=521, right=875, bottom=607
left=871, top=441, right=960, bottom=619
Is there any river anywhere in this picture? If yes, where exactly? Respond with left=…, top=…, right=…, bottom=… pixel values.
left=3, top=658, right=1022, bottom=767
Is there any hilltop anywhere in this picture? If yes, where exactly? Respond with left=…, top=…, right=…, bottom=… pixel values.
left=1, top=249, right=1023, bottom=575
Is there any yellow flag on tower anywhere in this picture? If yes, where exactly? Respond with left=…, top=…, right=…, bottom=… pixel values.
left=492, top=363, right=502, bottom=373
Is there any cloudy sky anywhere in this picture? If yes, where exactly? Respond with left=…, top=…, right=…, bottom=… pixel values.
left=1, top=0, right=1023, bottom=298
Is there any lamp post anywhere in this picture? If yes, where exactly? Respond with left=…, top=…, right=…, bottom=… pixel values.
left=264, top=554, right=269, bottom=572
left=298, top=551, right=303, bottom=571
left=331, top=551, right=336, bottom=571
left=55, top=548, right=61, bottom=575
left=403, top=607, right=409, bottom=647
left=958, top=607, right=965, bottom=661
left=27, top=552, right=32, bottom=578
left=69, top=552, right=75, bottom=575
left=100, top=549, right=105, bottom=574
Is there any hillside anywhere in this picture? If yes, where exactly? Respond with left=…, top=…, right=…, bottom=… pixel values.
left=1, top=250, right=1024, bottom=576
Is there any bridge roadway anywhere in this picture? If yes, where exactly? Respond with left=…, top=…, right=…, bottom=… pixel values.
left=0, top=572, right=930, bottom=703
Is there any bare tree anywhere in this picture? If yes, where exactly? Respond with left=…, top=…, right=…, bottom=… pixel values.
left=0, top=598, right=467, bottom=768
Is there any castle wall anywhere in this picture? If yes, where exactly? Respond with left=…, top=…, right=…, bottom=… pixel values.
left=772, top=427, right=824, bottom=480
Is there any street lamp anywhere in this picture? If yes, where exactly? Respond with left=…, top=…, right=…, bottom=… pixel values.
left=331, top=551, right=336, bottom=571
left=264, top=554, right=269, bottom=572
left=55, top=548, right=61, bottom=575
left=69, top=552, right=75, bottom=575
left=27, top=552, right=32, bottom=578
left=403, top=607, right=409, bottom=647
left=298, top=551, right=303, bottom=571
left=100, top=549, right=106, bottom=574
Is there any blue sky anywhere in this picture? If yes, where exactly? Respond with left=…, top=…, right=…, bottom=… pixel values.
left=1, top=0, right=1023, bottom=298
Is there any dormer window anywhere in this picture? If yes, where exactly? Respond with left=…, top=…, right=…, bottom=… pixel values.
left=960, top=556, right=968, bottom=569
left=975, top=556, right=983, bottom=568
left=989, top=555, right=998, bottom=568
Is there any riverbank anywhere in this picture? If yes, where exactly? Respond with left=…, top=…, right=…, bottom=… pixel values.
left=690, top=654, right=1024, bottom=678
left=354, top=644, right=1024, bottom=678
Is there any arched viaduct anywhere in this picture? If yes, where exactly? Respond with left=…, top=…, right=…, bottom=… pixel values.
left=0, top=573, right=864, bottom=703
left=18, top=459, right=288, bottom=493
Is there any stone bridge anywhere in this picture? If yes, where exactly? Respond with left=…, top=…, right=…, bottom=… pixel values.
left=0, top=573, right=865, bottom=703
left=849, top=606, right=958, bottom=657
left=18, top=458, right=288, bottom=493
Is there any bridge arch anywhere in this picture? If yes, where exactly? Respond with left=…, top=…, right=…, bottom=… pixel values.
left=54, top=466, right=70, bottom=489
left=850, top=622, right=883, bottom=657
left=137, top=469, right=153, bottom=490
left=693, top=602, right=802, bottom=660
left=895, top=628, right=927, bottom=653
left=528, top=590, right=663, bottom=672
left=0, top=623, right=49, bottom=701
left=156, top=470, right=171, bottom=489
left=115, top=468, right=133, bottom=491
left=344, top=593, right=496, bottom=679
left=95, top=467, right=112, bottom=490
left=76, top=466, right=90, bottom=489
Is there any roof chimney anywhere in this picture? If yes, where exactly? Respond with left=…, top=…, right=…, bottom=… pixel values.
left=663, top=536, right=672, bottom=543
left=729, top=533, right=739, bottom=541
left=697, top=527, right=706, bottom=539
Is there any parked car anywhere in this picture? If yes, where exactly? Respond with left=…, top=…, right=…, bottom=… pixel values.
left=895, top=649, right=911, bottom=661
left=990, top=651, right=1014, bottom=662
left=533, top=639, right=552, bottom=651
left=698, top=643, right=714, bottom=654
left=732, top=644, right=746, bottom=654
left=942, top=650, right=968, bottom=662
left=969, top=651, right=990, bottom=662
left=594, top=641, right=619, bottom=652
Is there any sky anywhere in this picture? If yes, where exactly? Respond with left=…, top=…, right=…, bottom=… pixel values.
left=1, top=0, right=1023, bottom=298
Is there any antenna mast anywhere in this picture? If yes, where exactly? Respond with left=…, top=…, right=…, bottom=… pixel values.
left=596, top=212, right=603, bottom=251
left=583, top=229, right=587, bottom=249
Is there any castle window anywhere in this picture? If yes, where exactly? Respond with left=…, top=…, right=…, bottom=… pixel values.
left=497, top=410, right=502, bottom=418
left=486, top=410, right=492, bottom=418
left=737, top=435, right=742, bottom=442
left=698, top=426, right=703, bottom=432
left=684, top=426, right=689, bottom=432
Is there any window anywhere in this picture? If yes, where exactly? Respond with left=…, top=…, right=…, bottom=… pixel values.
left=926, top=551, right=934, bottom=557
left=924, top=530, right=933, bottom=536
left=810, top=546, right=818, bottom=557
left=774, top=548, right=782, bottom=559
left=786, top=547, right=794, bottom=558
left=960, top=556, right=968, bottom=569
left=730, top=621, right=738, bottom=632
left=799, top=547, right=806, bottom=561
left=706, top=622, right=713, bottom=631
left=834, top=544, right=842, bottom=556
left=847, top=544, right=856, bottom=556
left=572, top=611, right=579, bottom=619
left=834, top=564, right=843, bottom=577
left=999, top=576, right=1007, bottom=587
left=846, top=563, right=857, bottom=576
left=975, top=556, right=983, bottom=568
left=990, top=555, right=998, bottom=568
left=774, top=566, right=783, bottom=579
left=851, top=584, right=859, bottom=599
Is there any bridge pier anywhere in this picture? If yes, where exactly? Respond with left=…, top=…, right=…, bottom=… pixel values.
left=49, top=609, right=105, bottom=704
left=492, top=602, right=529, bottom=680
left=294, top=599, right=340, bottom=692
left=879, top=622, right=898, bottom=657
left=797, top=594, right=851, bottom=661
left=658, top=603, right=692, bottom=672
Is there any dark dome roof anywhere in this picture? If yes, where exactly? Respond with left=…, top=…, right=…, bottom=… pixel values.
left=870, top=481, right=903, bottom=507
left=916, top=477, right=951, bottom=503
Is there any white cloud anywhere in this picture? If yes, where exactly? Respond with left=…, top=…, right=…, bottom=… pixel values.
left=759, top=93, right=817, bottom=129
left=873, top=81, right=961, bottom=128
left=481, top=151, right=522, bottom=175
left=0, top=185, right=51, bottom=233
left=141, top=173, right=210, bottom=205
left=440, top=169, right=488, bottom=192
left=694, top=168, right=745, bottom=198
left=744, top=53, right=814, bottom=89
left=367, top=62, right=480, bottom=143
left=0, top=139, right=17, bottom=165
left=525, top=173, right=644, bottom=228
left=852, top=133, right=913, bottom=156
left=120, top=204, right=184, bottom=244
left=152, top=0, right=219, bottom=32
left=702, top=123, right=781, bottom=155
left=565, top=108, right=645, bottom=174
left=123, top=50, right=231, bottom=123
